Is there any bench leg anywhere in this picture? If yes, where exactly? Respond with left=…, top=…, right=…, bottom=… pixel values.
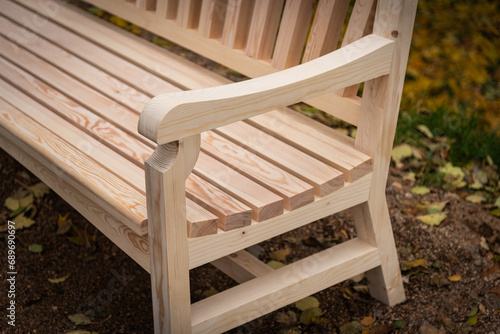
left=351, top=195, right=405, bottom=306
left=146, top=143, right=193, bottom=334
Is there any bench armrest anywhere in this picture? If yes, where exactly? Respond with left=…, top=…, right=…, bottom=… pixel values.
left=138, top=34, right=394, bottom=145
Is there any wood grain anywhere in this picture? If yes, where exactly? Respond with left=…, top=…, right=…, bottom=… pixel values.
left=247, top=109, right=373, bottom=182
left=201, top=131, right=314, bottom=210
left=194, top=152, right=284, bottom=221
left=186, top=173, right=252, bottom=231
left=221, top=0, right=254, bottom=49
left=215, top=122, right=344, bottom=197
left=271, top=0, right=315, bottom=69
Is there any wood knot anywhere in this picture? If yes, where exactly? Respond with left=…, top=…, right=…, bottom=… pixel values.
left=391, top=30, right=399, bottom=38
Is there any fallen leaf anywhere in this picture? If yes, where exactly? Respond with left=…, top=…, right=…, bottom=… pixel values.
left=57, top=216, right=73, bottom=235
left=350, top=273, right=364, bottom=283
left=28, top=182, right=50, bottom=198
left=403, top=172, right=416, bottom=183
left=466, top=315, right=477, bottom=325
left=13, top=214, right=36, bottom=230
left=417, top=212, right=448, bottom=226
left=430, top=274, right=450, bottom=288
left=406, top=258, right=426, bottom=269
left=339, top=321, right=363, bottom=334
left=269, top=248, right=291, bottom=262
left=67, top=235, right=87, bottom=246
left=480, top=237, right=489, bottom=251
left=391, top=144, right=413, bottom=167
left=417, top=124, right=433, bottom=138
left=267, top=260, right=285, bottom=270
left=353, top=285, right=370, bottom=294
left=427, top=201, right=448, bottom=214
left=68, top=313, right=91, bottom=325
left=299, top=307, right=322, bottom=325
left=490, top=208, right=500, bottom=217
left=440, top=163, right=466, bottom=188
left=28, top=244, right=43, bottom=253
left=495, top=197, right=500, bottom=208
left=295, top=296, right=320, bottom=311
left=19, top=194, right=34, bottom=208
left=448, top=274, right=461, bottom=282
left=466, top=193, right=486, bottom=204
left=360, top=316, right=375, bottom=328
left=391, top=320, right=407, bottom=329
left=420, top=321, right=445, bottom=334
left=48, top=275, right=69, bottom=284
left=4, top=197, right=20, bottom=211
left=275, top=310, right=297, bottom=325
left=482, top=261, right=500, bottom=281
left=392, top=181, right=403, bottom=189
left=412, top=186, right=431, bottom=195
left=371, top=324, right=391, bottom=334
left=202, top=287, right=218, bottom=298
left=109, top=15, right=128, bottom=28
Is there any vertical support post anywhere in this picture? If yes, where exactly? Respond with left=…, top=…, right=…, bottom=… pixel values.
left=352, top=0, right=417, bottom=306
left=146, top=135, right=201, bottom=333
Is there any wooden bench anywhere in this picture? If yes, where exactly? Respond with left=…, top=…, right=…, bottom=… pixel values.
left=0, top=0, right=417, bottom=332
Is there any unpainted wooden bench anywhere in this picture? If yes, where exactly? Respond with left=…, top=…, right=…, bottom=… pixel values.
left=0, top=0, right=417, bottom=332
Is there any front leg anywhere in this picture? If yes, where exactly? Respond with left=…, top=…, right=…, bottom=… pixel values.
left=145, top=135, right=200, bottom=334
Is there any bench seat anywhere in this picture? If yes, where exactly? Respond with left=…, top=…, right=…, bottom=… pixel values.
left=0, top=0, right=372, bottom=244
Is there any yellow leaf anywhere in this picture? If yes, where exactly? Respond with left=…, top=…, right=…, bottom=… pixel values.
left=466, top=193, right=486, bottom=204
left=412, top=186, right=430, bottom=195
left=109, top=16, right=128, bottom=28
left=427, top=200, right=448, bottom=214
left=391, top=144, right=413, bottom=167
left=416, top=124, right=433, bottom=138
left=403, top=172, right=416, bottom=183
left=417, top=212, right=448, bottom=226
left=448, top=274, right=461, bottom=282
left=406, top=258, right=426, bottom=269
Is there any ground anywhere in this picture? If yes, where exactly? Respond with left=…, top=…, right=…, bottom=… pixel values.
left=0, top=147, right=499, bottom=334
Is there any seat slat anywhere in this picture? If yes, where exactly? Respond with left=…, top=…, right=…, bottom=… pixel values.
left=247, top=109, right=373, bottom=182
left=0, top=57, right=151, bottom=166
left=245, top=0, right=284, bottom=60
left=194, top=152, right=284, bottom=222
left=221, top=0, right=254, bottom=49
left=271, top=0, right=315, bottom=70
left=302, top=0, right=350, bottom=63
left=0, top=80, right=219, bottom=237
left=1, top=0, right=178, bottom=97
left=0, top=98, right=149, bottom=234
left=186, top=173, right=252, bottom=231
left=0, top=16, right=150, bottom=114
left=0, top=36, right=142, bottom=139
left=215, top=122, right=344, bottom=197
left=201, top=131, right=314, bottom=210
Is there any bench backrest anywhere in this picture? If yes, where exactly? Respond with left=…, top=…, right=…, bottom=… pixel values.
left=83, top=0, right=383, bottom=126
left=85, top=0, right=416, bottom=184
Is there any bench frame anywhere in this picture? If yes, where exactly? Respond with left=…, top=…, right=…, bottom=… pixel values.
left=0, top=0, right=417, bottom=332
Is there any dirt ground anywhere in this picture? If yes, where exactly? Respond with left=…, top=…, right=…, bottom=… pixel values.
left=1, top=145, right=499, bottom=334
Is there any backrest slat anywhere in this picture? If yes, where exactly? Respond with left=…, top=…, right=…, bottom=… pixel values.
left=136, top=0, right=156, bottom=11
left=302, top=0, right=350, bottom=63
left=336, top=0, right=377, bottom=97
left=245, top=0, right=284, bottom=60
left=221, top=0, right=254, bottom=49
left=156, top=0, right=178, bottom=19
left=271, top=0, right=315, bottom=70
left=177, top=0, right=202, bottom=28
left=199, top=0, right=228, bottom=38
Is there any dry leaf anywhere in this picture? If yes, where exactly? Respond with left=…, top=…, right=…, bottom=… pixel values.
left=68, top=313, right=91, bottom=325
left=412, top=186, right=431, bottom=195
left=48, top=275, right=69, bottom=284
left=361, top=316, right=375, bottom=328
left=269, top=248, right=291, bottom=262
left=417, top=212, right=448, bottom=226
left=267, top=260, right=285, bottom=270
left=406, top=258, right=426, bottom=269
left=427, top=201, right=448, bottom=214
left=28, top=182, right=50, bottom=198
left=466, top=193, right=486, bottom=203
left=391, top=144, right=413, bottom=167
left=295, top=296, right=320, bottom=311
left=13, top=213, right=36, bottom=230
left=448, top=274, right=461, bottom=282
left=416, top=124, right=433, bottom=138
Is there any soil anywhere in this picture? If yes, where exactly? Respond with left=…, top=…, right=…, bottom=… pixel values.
left=1, top=145, right=499, bottom=334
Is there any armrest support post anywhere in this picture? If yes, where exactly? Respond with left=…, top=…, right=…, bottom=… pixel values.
left=145, top=134, right=200, bottom=333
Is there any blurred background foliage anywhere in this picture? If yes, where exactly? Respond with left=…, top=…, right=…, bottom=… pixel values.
left=398, top=0, right=499, bottom=165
